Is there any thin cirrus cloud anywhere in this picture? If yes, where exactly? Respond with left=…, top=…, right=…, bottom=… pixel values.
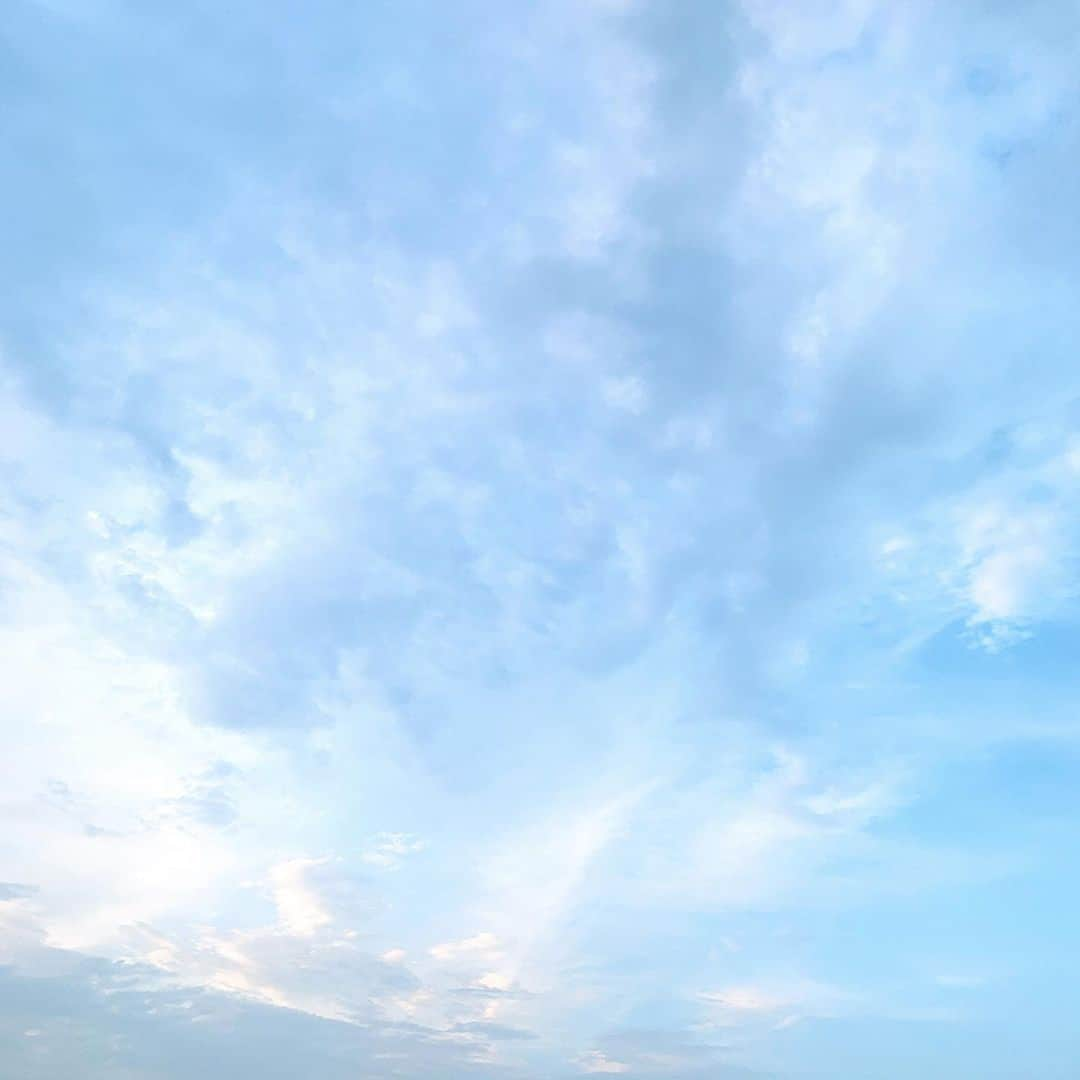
left=3, top=0, right=1080, bottom=1076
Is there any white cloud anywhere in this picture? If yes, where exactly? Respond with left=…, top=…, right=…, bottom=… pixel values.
left=959, top=504, right=1061, bottom=632
left=578, top=1049, right=630, bottom=1074
left=430, top=932, right=501, bottom=962
left=269, top=858, right=334, bottom=937
left=361, top=833, right=425, bottom=869
left=701, top=978, right=860, bottom=1026
left=702, top=986, right=784, bottom=1012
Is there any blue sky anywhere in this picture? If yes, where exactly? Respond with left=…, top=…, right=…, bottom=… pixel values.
left=2, top=1, right=1080, bottom=1076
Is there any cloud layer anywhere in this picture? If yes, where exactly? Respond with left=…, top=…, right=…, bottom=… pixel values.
left=4, top=0, right=1080, bottom=1076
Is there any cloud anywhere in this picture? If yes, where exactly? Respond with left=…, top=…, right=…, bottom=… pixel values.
left=4, top=0, right=1080, bottom=1076
left=0, top=884, right=38, bottom=902
left=702, top=987, right=783, bottom=1013
left=361, top=832, right=425, bottom=869
left=430, top=933, right=501, bottom=963
left=451, top=1020, right=537, bottom=1041
left=0, top=951, right=504, bottom=1080
left=579, top=1027, right=760, bottom=1079
left=580, top=1049, right=631, bottom=1074
left=268, top=858, right=336, bottom=937
left=700, top=979, right=859, bottom=1024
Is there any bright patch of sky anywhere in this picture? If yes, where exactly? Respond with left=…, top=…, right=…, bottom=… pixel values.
left=3, top=1, right=1080, bottom=1077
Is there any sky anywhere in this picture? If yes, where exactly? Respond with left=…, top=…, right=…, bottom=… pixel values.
left=2, top=1, right=1080, bottom=1077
